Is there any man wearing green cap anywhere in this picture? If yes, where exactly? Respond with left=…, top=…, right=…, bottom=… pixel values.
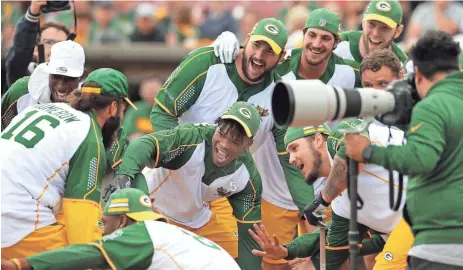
left=113, top=101, right=264, bottom=269
left=213, top=9, right=362, bottom=269
left=334, top=0, right=407, bottom=64
left=141, top=17, right=298, bottom=269
left=1, top=68, right=132, bottom=259
left=247, top=118, right=407, bottom=270
left=2, top=188, right=241, bottom=270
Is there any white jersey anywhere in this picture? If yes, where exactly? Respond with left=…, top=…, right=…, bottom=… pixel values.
left=331, top=121, right=408, bottom=235
left=98, top=220, right=240, bottom=270
left=1, top=103, right=103, bottom=247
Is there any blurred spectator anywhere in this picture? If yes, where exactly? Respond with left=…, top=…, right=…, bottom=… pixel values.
left=199, top=2, right=238, bottom=41
left=90, top=1, right=125, bottom=44
left=238, top=8, right=259, bottom=44
left=74, top=12, right=92, bottom=46
left=130, top=3, right=165, bottom=43
left=406, top=0, right=463, bottom=49
left=112, top=1, right=137, bottom=36
left=122, top=78, right=163, bottom=141
left=341, top=0, right=367, bottom=31
left=285, top=4, right=310, bottom=49
left=166, top=6, right=197, bottom=47
left=4, top=0, right=70, bottom=89
left=277, top=1, right=319, bottom=22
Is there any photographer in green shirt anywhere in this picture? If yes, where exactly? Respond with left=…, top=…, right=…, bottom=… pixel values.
left=345, top=30, right=463, bottom=270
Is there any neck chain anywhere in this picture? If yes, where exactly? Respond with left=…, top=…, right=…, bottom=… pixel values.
left=222, top=159, right=239, bottom=192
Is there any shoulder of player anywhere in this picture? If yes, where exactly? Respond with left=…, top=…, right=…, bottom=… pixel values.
left=391, top=43, right=408, bottom=63
left=181, top=46, right=219, bottom=70
left=332, top=53, right=360, bottom=70
left=2, top=76, right=30, bottom=103
left=340, top=30, right=361, bottom=42
left=276, top=48, right=302, bottom=76
left=330, top=119, right=366, bottom=136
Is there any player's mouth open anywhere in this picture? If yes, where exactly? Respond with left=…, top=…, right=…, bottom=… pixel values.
left=295, top=163, right=304, bottom=171
left=250, top=59, right=264, bottom=71
left=369, top=38, right=382, bottom=46
left=216, top=148, right=230, bottom=162
left=309, top=48, right=323, bottom=55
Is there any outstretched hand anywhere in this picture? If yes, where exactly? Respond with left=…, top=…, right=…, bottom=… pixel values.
left=248, top=224, right=288, bottom=260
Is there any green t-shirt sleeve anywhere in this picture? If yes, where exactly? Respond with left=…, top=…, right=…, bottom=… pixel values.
left=117, top=123, right=204, bottom=178
left=327, top=119, right=369, bottom=160
left=370, top=99, right=444, bottom=175
left=65, top=119, right=107, bottom=202
left=1, top=76, right=30, bottom=129
left=150, top=47, right=218, bottom=132
left=285, top=229, right=320, bottom=259
left=122, top=107, right=138, bottom=136
left=91, top=222, right=154, bottom=270
left=273, top=125, right=314, bottom=215
left=228, top=154, right=263, bottom=270
left=27, top=244, right=109, bottom=270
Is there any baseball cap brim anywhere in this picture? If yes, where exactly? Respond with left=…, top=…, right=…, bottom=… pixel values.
left=126, top=211, right=168, bottom=222
left=124, top=98, right=138, bottom=111
left=44, top=63, right=83, bottom=78
left=249, top=35, right=282, bottom=54
left=363, top=14, right=397, bottom=28
left=220, top=114, right=253, bottom=138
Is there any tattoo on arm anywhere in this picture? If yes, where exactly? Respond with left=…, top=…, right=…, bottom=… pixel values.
left=322, top=156, right=348, bottom=202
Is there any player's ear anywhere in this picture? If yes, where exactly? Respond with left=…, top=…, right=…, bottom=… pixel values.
left=120, top=215, right=128, bottom=228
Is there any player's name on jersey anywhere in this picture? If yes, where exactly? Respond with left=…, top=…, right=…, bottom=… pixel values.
left=35, top=104, right=80, bottom=123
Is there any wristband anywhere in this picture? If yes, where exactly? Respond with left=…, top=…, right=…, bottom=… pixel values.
left=10, top=259, right=21, bottom=270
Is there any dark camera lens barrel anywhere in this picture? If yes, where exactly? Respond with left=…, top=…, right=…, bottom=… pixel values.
left=46, top=1, right=69, bottom=8
left=272, top=82, right=295, bottom=128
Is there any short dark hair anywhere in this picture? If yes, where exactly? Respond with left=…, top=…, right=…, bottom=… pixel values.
left=214, top=118, right=248, bottom=141
left=410, top=30, right=461, bottom=79
left=72, top=82, right=122, bottom=112
left=360, top=49, right=402, bottom=77
left=40, top=21, right=71, bottom=37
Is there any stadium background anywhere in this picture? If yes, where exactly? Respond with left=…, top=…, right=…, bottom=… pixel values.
left=2, top=0, right=463, bottom=139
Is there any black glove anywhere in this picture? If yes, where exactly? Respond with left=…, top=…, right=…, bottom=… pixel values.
left=102, top=174, right=133, bottom=203
left=303, top=192, right=330, bottom=227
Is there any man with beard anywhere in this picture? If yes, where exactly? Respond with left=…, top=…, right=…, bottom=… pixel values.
left=107, top=17, right=289, bottom=269
left=0, top=68, right=135, bottom=259
left=212, top=8, right=362, bottom=270
left=113, top=102, right=263, bottom=269
left=334, top=0, right=407, bottom=64
left=248, top=79, right=407, bottom=269
left=1, top=188, right=241, bottom=270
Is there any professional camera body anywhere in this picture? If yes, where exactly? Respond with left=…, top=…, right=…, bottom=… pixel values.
left=40, top=1, right=71, bottom=14
left=272, top=75, right=420, bottom=131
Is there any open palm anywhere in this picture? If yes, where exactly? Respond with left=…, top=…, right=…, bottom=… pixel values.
left=248, top=224, right=288, bottom=260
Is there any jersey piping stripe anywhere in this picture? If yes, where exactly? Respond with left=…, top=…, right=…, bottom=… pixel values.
left=154, top=248, right=184, bottom=269
left=362, top=169, right=407, bottom=191
left=148, top=134, right=161, bottom=168
left=154, top=98, right=176, bottom=117
left=174, top=70, right=208, bottom=115
left=111, top=159, right=122, bottom=169
left=89, top=241, right=117, bottom=270
left=84, top=119, right=101, bottom=200
left=277, top=151, right=288, bottom=155
left=160, top=49, right=214, bottom=91
left=150, top=170, right=172, bottom=196
left=34, top=162, right=69, bottom=230
left=1, top=99, right=18, bottom=120
left=241, top=178, right=257, bottom=221
left=112, top=135, right=120, bottom=164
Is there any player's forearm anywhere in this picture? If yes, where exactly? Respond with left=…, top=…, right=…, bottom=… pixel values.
left=237, top=222, right=263, bottom=270
left=322, top=156, right=348, bottom=203
left=284, top=230, right=320, bottom=260
left=150, top=102, right=179, bottom=132
left=116, top=135, right=159, bottom=178
left=25, top=244, right=109, bottom=270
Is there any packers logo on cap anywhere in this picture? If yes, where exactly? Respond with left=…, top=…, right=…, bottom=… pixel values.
left=376, top=1, right=392, bottom=12
left=139, top=195, right=152, bottom=207
left=239, top=108, right=252, bottom=119
left=319, top=19, right=327, bottom=27
left=264, top=24, right=280, bottom=35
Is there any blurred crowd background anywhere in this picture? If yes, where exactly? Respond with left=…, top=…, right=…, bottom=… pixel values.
left=2, top=0, right=463, bottom=140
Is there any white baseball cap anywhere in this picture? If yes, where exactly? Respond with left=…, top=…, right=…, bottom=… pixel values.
left=44, top=40, right=85, bottom=78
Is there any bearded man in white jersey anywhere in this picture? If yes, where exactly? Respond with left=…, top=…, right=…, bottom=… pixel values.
left=2, top=188, right=241, bottom=270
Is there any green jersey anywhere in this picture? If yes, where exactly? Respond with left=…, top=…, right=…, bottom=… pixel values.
left=121, top=101, right=153, bottom=137
left=335, top=30, right=408, bottom=64
left=370, top=71, right=463, bottom=246
left=277, top=48, right=362, bottom=88
left=117, top=123, right=262, bottom=269
left=26, top=220, right=241, bottom=270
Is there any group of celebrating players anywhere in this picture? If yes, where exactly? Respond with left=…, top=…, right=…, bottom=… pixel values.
left=2, top=0, right=461, bottom=269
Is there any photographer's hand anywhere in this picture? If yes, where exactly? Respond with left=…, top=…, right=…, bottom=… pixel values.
left=30, top=0, right=47, bottom=15
left=344, top=134, right=371, bottom=163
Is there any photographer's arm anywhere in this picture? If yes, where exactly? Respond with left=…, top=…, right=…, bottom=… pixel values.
left=5, top=1, right=46, bottom=88
left=369, top=102, right=445, bottom=175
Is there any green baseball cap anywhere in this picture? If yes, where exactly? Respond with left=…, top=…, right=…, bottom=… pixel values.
left=81, top=68, right=137, bottom=110
left=220, top=101, right=261, bottom=139
left=249, top=18, right=288, bottom=54
left=363, top=0, right=403, bottom=28
left=304, top=8, right=341, bottom=37
left=104, top=188, right=167, bottom=222
left=284, top=124, right=331, bottom=148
